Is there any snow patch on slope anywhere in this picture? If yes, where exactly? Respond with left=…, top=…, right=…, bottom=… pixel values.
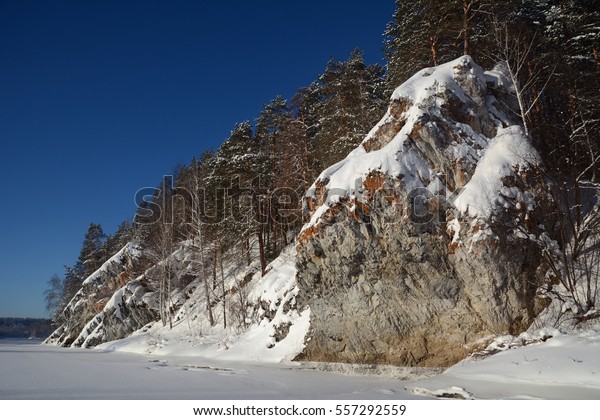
left=391, top=58, right=485, bottom=104
left=304, top=58, right=477, bottom=209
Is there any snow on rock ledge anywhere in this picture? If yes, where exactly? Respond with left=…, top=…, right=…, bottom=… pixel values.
left=44, top=242, right=155, bottom=347
left=453, top=125, right=540, bottom=219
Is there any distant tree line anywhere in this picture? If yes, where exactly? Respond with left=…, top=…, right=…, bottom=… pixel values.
left=0, top=318, right=54, bottom=338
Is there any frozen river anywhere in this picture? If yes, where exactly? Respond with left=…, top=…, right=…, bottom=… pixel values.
left=0, top=339, right=423, bottom=400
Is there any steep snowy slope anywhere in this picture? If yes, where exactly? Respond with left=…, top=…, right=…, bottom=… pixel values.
left=44, top=243, right=151, bottom=347
left=46, top=238, right=309, bottom=363
left=97, top=245, right=310, bottom=363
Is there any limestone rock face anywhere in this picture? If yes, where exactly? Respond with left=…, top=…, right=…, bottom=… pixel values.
left=296, top=56, right=553, bottom=367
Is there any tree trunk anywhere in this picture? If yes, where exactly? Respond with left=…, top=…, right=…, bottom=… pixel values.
left=219, top=249, right=227, bottom=329
left=212, top=250, right=218, bottom=290
left=463, top=1, right=470, bottom=56
left=257, top=225, right=266, bottom=276
left=245, top=237, right=251, bottom=265
left=506, top=61, right=530, bottom=136
left=203, top=274, right=214, bottom=327
left=429, top=35, right=438, bottom=66
left=255, top=198, right=267, bottom=276
left=272, top=208, right=278, bottom=258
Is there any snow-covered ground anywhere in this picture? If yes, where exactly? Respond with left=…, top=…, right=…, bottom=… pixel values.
left=0, top=339, right=427, bottom=400
left=28, top=227, right=600, bottom=400
left=407, top=330, right=600, bottom=399
left=4, top=328, right=600, bottom=400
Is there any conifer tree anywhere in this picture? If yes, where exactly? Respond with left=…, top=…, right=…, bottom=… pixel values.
left=313, top=49, right=386, bottom=169
left=79, top=223, right=106, bottom=277
left=541, top=0, right=600, bottom=181
left=211, top=121, right=270, bottom=274
left=255, top=97, right=294, bottom=257
left=49, top=223, right=108, bottom=320
left=385, top=0, right=462, bottom=90
left=103, top=220, right=133, bottom=256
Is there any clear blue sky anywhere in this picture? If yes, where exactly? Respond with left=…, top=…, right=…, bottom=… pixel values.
left=0, top=0, right=394, bottom=318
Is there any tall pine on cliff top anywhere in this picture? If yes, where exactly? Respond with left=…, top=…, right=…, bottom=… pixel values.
left=313, top=48, right=386, bottom=168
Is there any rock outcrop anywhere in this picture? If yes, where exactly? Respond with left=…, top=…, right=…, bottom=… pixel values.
left=44, top=242, right=158, bottom=347
left=295, top=56, right=553, bottom=367
left=45, top=240, right=308, bottom=361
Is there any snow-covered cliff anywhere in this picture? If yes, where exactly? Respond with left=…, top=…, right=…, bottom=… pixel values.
left=296, top=56, right=554, bottom=366
left=47, top=56, right=557, bottom=368
left=45, top=240, right=309, bottom=363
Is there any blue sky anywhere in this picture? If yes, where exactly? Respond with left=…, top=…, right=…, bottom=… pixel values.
left=0, top=0, right=394, bottom=318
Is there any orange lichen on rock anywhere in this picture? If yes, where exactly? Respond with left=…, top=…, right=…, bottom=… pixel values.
left=119, top=271, right=128, bottom=286
left=350, top=200, right=371, bottom=221
left=306, top=179, right=329, bottom=213
left=448, top=241, right=460, bottom=253
left=363, top=172, right=386, bottom=196
left=389, top=97, right=412, bottom=120
left=362, top=98, right=411, bottom=153
left=95, top=297, right=110, bottom=313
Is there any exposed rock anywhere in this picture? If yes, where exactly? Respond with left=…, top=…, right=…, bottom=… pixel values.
left=295, top=56, right=554, bottom=367
left=44, top=242, right=158, bottom=347
left=45, top=238, right=306, bottom=359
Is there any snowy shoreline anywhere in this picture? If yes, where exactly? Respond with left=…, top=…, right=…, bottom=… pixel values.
left=3, top=332, right=600, bottom=400
left=0, top=340, right=428, bottom=400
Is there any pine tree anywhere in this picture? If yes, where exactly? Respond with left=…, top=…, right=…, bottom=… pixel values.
left=103, top=220, right=133, bottom=256
left=255, top=97, right=294, bottom=257
left=61, top=262, right=84, bottom=309
left=78, top=223, right=107, bottom=278
left=56, top=223, right=108, bottom=315
left=313, top=49, right=387, bottom=169
left=385, top=0, right=463, bottom=90
left=500, top=0, right=600, bottom=181
left=287, top=86, right=320, bottom=188
left=210, top=121, right=271, bottom=274
left=542, top=0, right=600, bottom=181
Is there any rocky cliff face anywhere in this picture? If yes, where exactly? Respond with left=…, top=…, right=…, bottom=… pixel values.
left=45, top=239, right=308, bottom=361
left=44, top=243, right=158, bottom=347
left=296, top=56, right=553, bottom=367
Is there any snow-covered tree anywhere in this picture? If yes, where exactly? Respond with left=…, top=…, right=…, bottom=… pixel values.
left=43, top=274, right=64, bottom=322
left=79, top=223, right=107, bottom=277
left=385, top=0, right=462, bottom=89
left=313, top=49, right=386, bottom=168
